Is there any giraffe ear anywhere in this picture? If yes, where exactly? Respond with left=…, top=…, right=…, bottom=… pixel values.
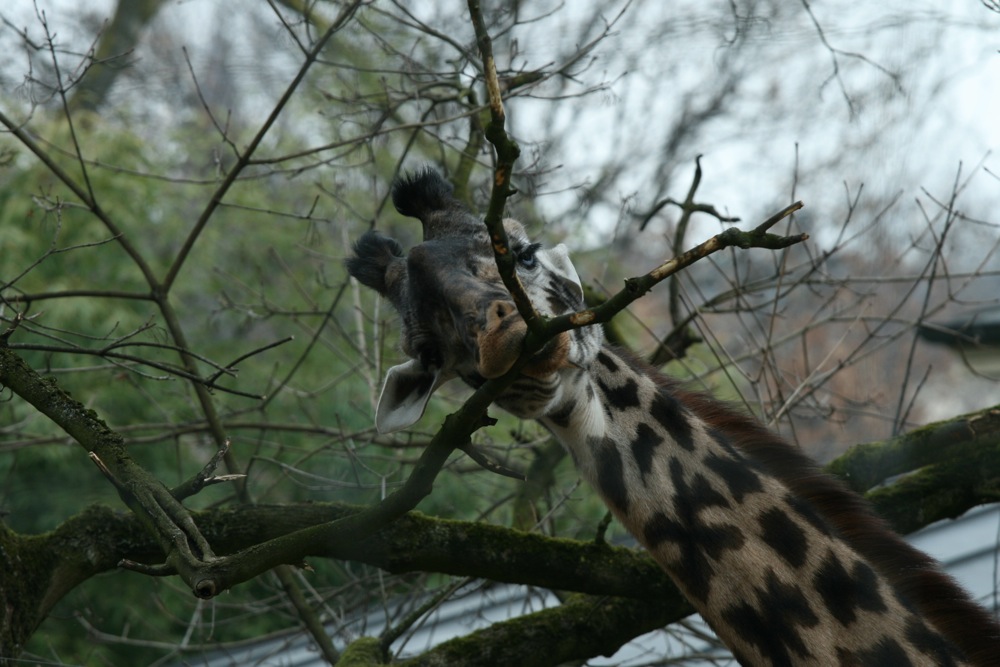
left=374, top=359, right=454, bottom=433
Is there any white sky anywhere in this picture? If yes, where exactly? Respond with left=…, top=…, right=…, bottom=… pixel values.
left=4, top=0, right=998, bottom=220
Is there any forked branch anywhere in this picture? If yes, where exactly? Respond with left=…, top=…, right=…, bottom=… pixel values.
left=465, top=1, right=808, bottom=349
left=553, top=200, right=807, bottom=334
left=0, top=343, right=221, bottom=596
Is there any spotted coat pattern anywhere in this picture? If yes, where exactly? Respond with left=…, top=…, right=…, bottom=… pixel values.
left=347, top=169, right=1000, bottom=667
left=542, top=347, right=975, bottom=666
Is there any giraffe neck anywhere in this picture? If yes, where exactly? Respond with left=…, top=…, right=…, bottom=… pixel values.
left=540, top=345, right=989, bottom=667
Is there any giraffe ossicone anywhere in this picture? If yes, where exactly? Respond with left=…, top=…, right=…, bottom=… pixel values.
left=347, top=168, right=1000, bottom=667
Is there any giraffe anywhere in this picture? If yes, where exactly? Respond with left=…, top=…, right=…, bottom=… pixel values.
left=347, top=168, right=1000, bottom=666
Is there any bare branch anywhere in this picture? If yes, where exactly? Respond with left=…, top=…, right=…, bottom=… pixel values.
left=555, top=201, right=807, bottom=333
left=162, top=0, right=364, bottom=293
left=0, top=343, right=220, bottom=597
left=171, top=440, right=248, bottom=501
left=466, top=0, right=539, bottom=334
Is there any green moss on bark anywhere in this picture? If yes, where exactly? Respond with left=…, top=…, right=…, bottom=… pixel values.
left=334, top=637, right=385, bottom=666
left=827, top=406, right=1000, bottom=493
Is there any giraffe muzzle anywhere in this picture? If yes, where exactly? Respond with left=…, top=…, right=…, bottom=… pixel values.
left=475, top=299, right=571, bottom=379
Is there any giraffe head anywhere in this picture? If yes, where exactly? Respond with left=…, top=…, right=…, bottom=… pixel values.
left=347, top=168, right=600, bottom=432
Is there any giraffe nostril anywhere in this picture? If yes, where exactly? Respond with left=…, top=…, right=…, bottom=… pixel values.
left=478, top=300, right=526, bottom=378
left=486, top=300, right=518, bottom=328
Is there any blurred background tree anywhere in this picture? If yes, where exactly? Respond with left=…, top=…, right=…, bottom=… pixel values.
left=1, top=0, right=999, bottom=665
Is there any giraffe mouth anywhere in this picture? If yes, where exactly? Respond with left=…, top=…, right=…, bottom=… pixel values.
left=475, top=299, right=571, bottom=379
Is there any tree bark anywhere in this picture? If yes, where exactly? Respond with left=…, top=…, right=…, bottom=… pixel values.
left=5, top=399, right=1000, bottom=662
left=4, top=343, right=1000, bottom=660
left=826, top=405, right=1000, bottom=533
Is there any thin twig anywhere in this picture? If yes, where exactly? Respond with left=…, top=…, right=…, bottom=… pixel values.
left=163, top=0, right=365, bottom=292
left=554, top=202, right=806, bottom=333
left=171, top=440, right=248, bottom=501
left=206, top=336, right=295, bottom=384
left=459, top=442, right=526, bottom=481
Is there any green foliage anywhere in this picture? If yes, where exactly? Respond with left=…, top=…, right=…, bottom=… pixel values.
left=0, top=111, right=373, bottom=662
left=0, top=5, right=613, bottom=662
left=0, top=78, right=586, bottom=667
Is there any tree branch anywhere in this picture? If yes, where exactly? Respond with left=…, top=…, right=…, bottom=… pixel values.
left=396, top=593, right=686, bottom=667
left=162, top=0, right=364, bottom=293
left=466, top=0, right=541, bottom=334
left=543, top=201, right=806, bottom=339
left=7, top=410, right=1000, bottom=663
left=0, top=343, right=219, bottom=597
left=826, top=404, right=1000, bottom=533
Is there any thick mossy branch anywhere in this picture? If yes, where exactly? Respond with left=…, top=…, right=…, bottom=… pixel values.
left=0, top=505, right=155, bottom=657
left=828, top=405, right=1000, bottom=533
left=0, top=344, right=233, bottom=601
left=334, top=637, right=385, bottom=666
left=175, top=505, right=680, bottom=600
left=5, top=404, right=1000, bottom=660
left=867, top=455, right=999, bottom=535
left=828, top=406, right=1000, bottom=492
left=397, top=594, right=688, bottom=667
left=0, top=500, right=686, bottom=656
left=0, top=346, right=124, bottom=452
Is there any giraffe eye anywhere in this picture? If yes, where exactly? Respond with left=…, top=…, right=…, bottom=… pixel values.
left=517, top=243, right=542, bottom=270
